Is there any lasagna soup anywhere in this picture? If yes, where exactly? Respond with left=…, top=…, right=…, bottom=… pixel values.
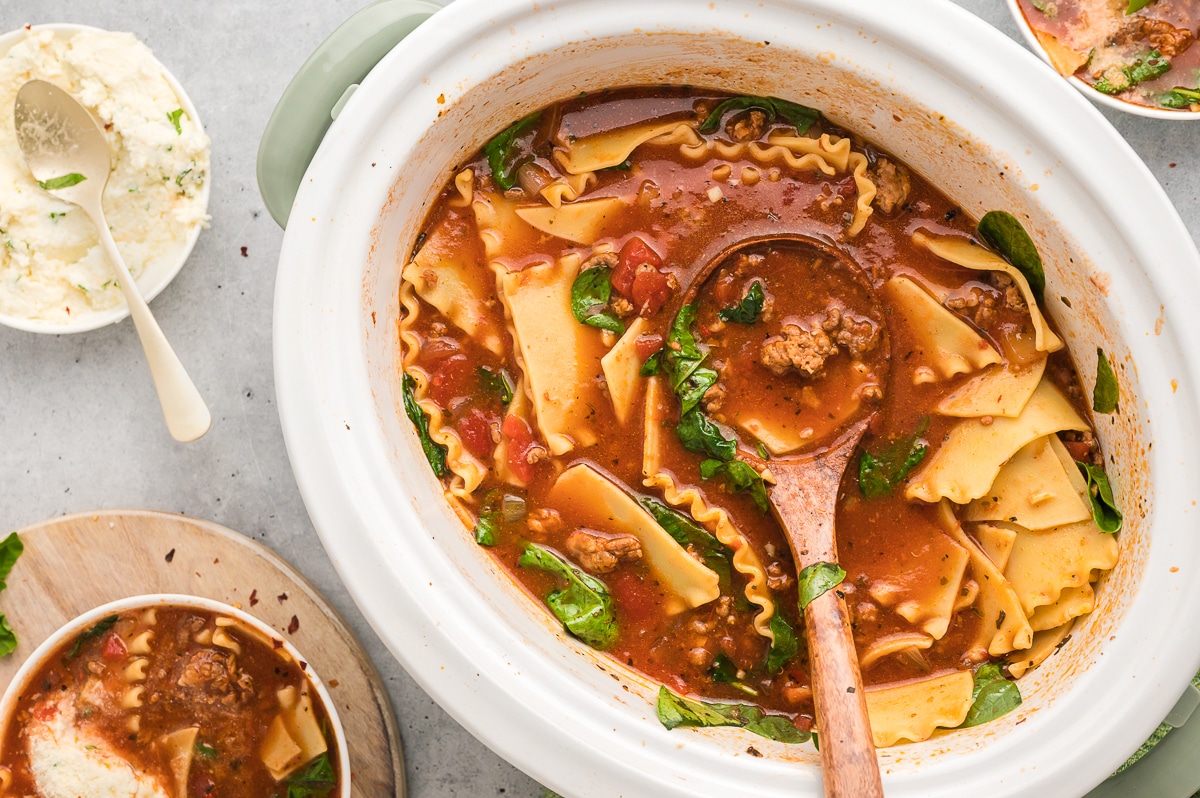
left=400, top=88, right=1123, bottom=747
left=0, top=605, right=340, bottom=797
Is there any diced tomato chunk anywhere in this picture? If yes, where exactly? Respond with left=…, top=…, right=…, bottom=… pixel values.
left=428, top=354, right=474, bottom=407
left=501, top=414, right=540, bottom=484
left=101, top=632, right=128, bottom=660
left=635, top=333, right=664, bottom=362
left=457, top=407, right=498, bottom=459
left=1063, top=440, right=1092, bottom=462
left=631, top=267, right=673, bottom=317
left=614, top=236, right=662, bottom=297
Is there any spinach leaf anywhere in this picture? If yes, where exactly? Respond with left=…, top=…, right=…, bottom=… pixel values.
left=639, top=351, right=663, bottom=376
left=711, top=654, right=758, bottom=696
left=37, top=173, right=86, bottom=191
left=765, top=612, right=799, bottom=674
left=473, top=490, right=503, bottom=546
left=698, top=96, right=820, bottom=136
left=1127, top=0, right=1156, bottom=11
left=1093, top=51, right=1170, bottom=94
left=67, top=615, right=119, bottom=659
left=0, top=616, right=15, bottom=658
left=700, top=459, right=770, bottom=513
left=858, top=418, right=929, bottom=499
left=284, top=752, right=337, bottom=798
left=0, top=532, right=23, bottom=591
left=665, top=304, right=718, bottom=414
left=637, top=496, right=731, bottom=583
left=960, top=663, right=1022, bottom=728
left=402, top=373, right=449, bottom=477
left=167, top=108, right=185, bottom=134
left=1093, top=349, right=1119, bottom=413
left=677, top=410, right=737, bottom=461
left=1162, top=87, right=1200, bottom=108
left=656, top=687, right=810, bottom=743
left=570, top=266, right=624, bottom=335
left=1077, top=462, right=1123, bottom=533
left=798, top=562, right=845, bottom=610
left=718, top=281, right=765, bottom=324
left=519, top=543, right=618, bottom=650
left=977, top=211, right=1046, bottom=302
left=600, top=158, right=633, bottom=172
left=484, top=111, right=541, bottom=191
left=478, top=366, right=514, bottom=405
left=1029, top=0, right=1054, bottom=13
left=195, top=742, right=218, bottom=760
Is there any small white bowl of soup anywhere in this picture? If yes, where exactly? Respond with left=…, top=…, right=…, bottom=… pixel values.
left=1007, top=0, right=1200, bottom=119
left=0, top=595, right=349, bottom=798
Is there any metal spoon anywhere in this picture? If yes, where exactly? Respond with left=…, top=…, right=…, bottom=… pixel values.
left=14, top=80, right=211, bottom=442
left=686, top=235, right=887, bottom=798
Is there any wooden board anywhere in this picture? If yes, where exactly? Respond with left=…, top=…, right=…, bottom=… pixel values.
left=0, top=509, right=404, bottom=797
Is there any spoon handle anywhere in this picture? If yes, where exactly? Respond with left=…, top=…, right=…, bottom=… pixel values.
left=93, top=215, right=211, bottom=442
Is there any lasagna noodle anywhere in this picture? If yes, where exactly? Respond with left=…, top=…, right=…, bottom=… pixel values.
left=1007, top=620, right=1074, bottom=678
left=1026, top=582, right=1094, bottom=632
left=863, top=670, right=975, bottom=747
left=539, top=171, right=597, bottom=208
left=912, top=230, right=1064, bottom=354
left=557, top=121, right=701, bottom=173
left=515, top=196, right=627, bottom=245
left=601, top=316, right=649, bottom=425
left=885, top=275, right=1002, bottom=382
left=964, top=435, right=1091, bottom=530
left=938, top=501, right=1033, bottom=658
left=971, top=522, right=1018, bottom=571
left=906, top=378, right=1089, bottom=504
left=448, top=168, right=474, bottom=207
left=401, top=216, right=504, bottom=354
left=642, top=376, right=774, bottom=640
left=936, top=358, right=1046, bottom=418
left=548, top=464, right=720, bottom=613
left=845, top=151, right=876, bottom=237
left=859, top=632, right=933, bottom=671
left=502, top=254, right=607, bottom=454
left=1003, top=518, right=1119, bottom=616
left=398, top=280, right=488, bottom=498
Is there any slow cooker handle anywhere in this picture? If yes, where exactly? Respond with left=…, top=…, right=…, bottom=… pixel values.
left=1085, top=681, right=1200, bottom=797
left=256, top=0, right=442, bottom=228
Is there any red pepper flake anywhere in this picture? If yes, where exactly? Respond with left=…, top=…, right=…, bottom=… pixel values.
left=299, top=660, right=308, bottom=671
left=249, top=589, right=259, bottom=607
left=213, top=558, right=219, bottom=564
left=277, top=592, right=288, bottom=603
left=165, top=548, right=175, bottom=563
left=272, top=638, right=283, bottom=650
left=287, top=615, right=300, bottom=634
left=239, top=246, right=248, bottom=257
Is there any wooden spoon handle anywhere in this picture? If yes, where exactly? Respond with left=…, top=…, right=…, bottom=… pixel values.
left=805, top=587, right=884, bottom=798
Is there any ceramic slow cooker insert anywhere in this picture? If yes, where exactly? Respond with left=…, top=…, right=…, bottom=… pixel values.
left=269, top=1, right=1200, bottom=795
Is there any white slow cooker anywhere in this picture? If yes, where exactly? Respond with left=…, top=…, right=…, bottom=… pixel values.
left=265, top=1, right=1200, bottom=795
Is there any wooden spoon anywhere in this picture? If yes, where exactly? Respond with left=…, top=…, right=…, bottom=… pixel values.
left=686, top=235, right=886, bottom=798
left=13, top=80, right=211, bottom=442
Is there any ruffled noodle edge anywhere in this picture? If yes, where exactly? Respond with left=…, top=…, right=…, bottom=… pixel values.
left=399, top=278, right=488, bottom=499
left=643, top=471, right=776, bottom=642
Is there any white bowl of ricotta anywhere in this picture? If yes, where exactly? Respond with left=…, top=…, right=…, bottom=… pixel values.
left=0, top=23, right=211, bottom=334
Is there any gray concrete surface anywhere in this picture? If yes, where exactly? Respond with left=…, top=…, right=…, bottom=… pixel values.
left=0, top=2, right=1195, bottom=797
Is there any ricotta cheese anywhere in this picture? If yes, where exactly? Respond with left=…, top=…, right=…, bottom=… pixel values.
left=0, top=29, right=210, bottom=323
left=26, top=697, right=170, bottom=798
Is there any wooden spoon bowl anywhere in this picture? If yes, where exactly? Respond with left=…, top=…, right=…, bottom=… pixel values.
left=683, top=234, right=888, bottom=798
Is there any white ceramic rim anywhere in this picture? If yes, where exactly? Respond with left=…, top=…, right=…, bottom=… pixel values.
left=0, top=593, right=351, bottom=797
left=274, top=0, right=1200, bottom=795
left=1005, top=0, right=1200, bottom=121
left=0, top=22, right=212, bottom=335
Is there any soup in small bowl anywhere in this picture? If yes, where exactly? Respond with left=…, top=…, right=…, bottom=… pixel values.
left=0, top=595, right=348, bottom=798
